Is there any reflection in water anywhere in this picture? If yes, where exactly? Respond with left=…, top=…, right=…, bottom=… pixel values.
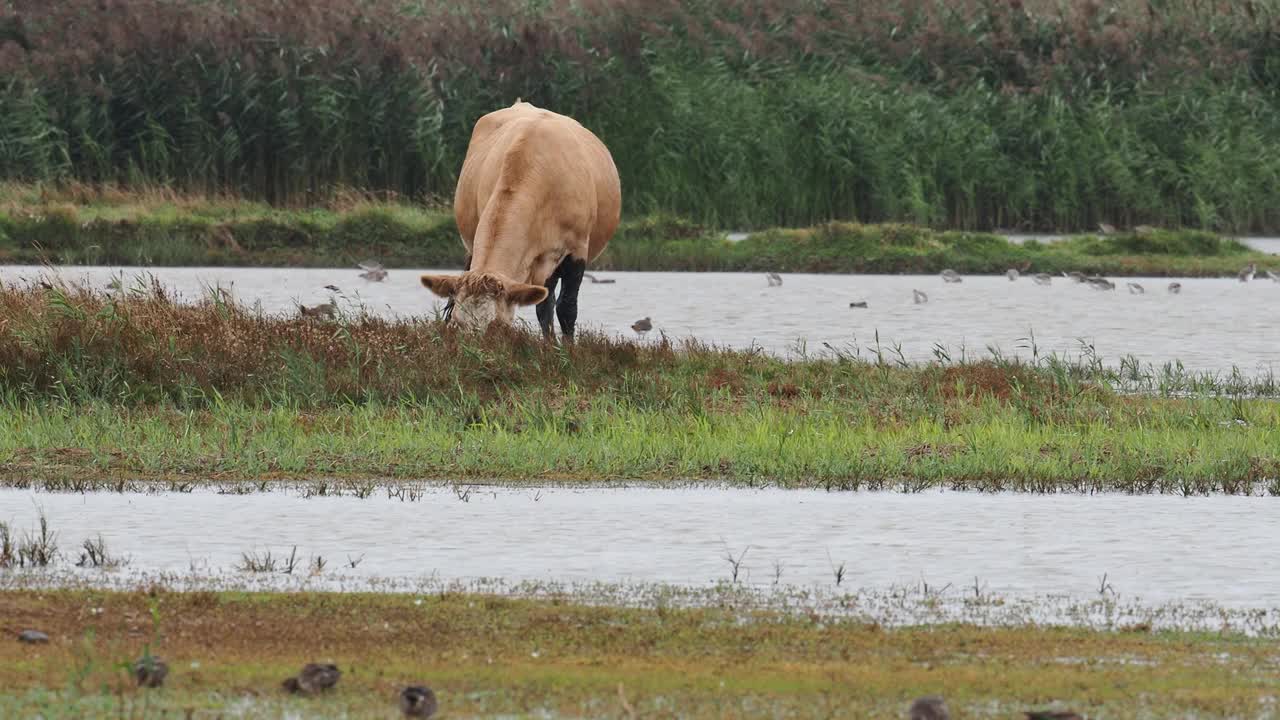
left=0, top=264, right=1275, bottom=374
left=1, top=487, right=1276, bottom=607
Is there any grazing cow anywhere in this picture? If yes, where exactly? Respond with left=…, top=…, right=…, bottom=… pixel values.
left=421, top=101, right=622, bottom=341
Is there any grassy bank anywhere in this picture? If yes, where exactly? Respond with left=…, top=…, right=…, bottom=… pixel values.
left=3, top=1, right=1280, bottom=231
left=1, top=185, right=1274, bottom=276
left=0, top=282, right=1277, bottom=491
left=0, top=588, right=1275, bottom=718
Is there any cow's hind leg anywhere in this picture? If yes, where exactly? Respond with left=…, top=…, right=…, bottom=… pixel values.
left=537, top=263, right=561, bottom=340
left=442, top=253, right=472, bottom=323
left=555, top=256, right=587, bottom=343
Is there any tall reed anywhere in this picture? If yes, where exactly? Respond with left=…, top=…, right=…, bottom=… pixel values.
left=2, top=1, right=1280, bottom=231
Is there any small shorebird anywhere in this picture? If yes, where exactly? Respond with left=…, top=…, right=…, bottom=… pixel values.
left=298, top=301, right=337, bottom=319
left=1064, top=271, right=1086, bottom=283
left=1126, top=282, right=1144, bottom=294
left=584, top=273, right=616, bottom=284
left=1032, top=273, right=1052, bottom=285
left=1085, top=276, right=1115, bottom=291
left=766, top=272, right=783, bottom=287
left=1007, top=268, right=1020, bottom=281
left=1024, top=712, right=1083, bottom=720
left=133, top=655, right=169, bottom=688
left=1238, top=262, right=1257, bottom=282
left=283, top=663, right=341, bottom=695
left=400, top=685, right=439, bottom=718
left=909, top=695, right=950, bottom=720
left=358, top=260, right=388, bottom=282
left=940, top=269, right=963, bottom=283
left=1097, top=222, right=1116, bottom=235
left=631, top=317, right=652, bottom=336
left=849, top=301, right=869, bottom=308
left=912, top=289, right=928, bottom=304
left=1167, top=282, right=1181, bottom=294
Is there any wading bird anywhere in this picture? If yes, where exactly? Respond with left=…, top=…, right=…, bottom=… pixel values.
left=298, top=301, right=337, bottom=319
left=913, top=289, right=928, bottom=304
left=1064, top=271, right=1086, bottom=283
left=1127, top=282, right=1145, bottom=294
left=1085, top=277, right=1115, bottom=291
left=766, top=272, right=783, bottom=287
left=631, top=317, right=652, bottom=336
left=909, top=695, right=950, bottom=720
left=940, top=269, right=963, bottom=283
left=133, top=655, right=169, bottom=688
left=283, top=663, right=341, bottom=695
left=358, top=260, right=388, bottom=282
left=1167, top=282, right=1182, bottom=294
left=1032, top=273, right=1052, bottom=285
left=400, top=685, right=439, bottom=718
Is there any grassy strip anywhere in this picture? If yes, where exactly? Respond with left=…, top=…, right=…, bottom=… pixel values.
left=1, top=281, right=1276, bottom=490
left=0, top=588, right=1274, bottom=718
left=1, top=400, right=1277, bottom=492
left=0, top=185, right=1273, bottom=275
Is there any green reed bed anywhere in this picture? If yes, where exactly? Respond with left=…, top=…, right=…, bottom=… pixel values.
left=3, top=1, right=1280, bottom=232
left=0, top=281, right=1276, bottom=491
left=0, top=185, right=1273, bottom=275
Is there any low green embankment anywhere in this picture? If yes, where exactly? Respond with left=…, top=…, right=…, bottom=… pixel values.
left=0, top=186, right=1272, bottom=276
left=0, top=283, right=1276, bottom=491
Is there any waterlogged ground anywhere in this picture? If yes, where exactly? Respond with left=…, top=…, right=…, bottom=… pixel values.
left=4, top=486, right=1279, bottom=610
left=1, top=264, right=1276, bottom=374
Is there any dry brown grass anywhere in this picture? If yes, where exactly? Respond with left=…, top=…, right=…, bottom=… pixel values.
left=0, top=588, right=1276, bottom=717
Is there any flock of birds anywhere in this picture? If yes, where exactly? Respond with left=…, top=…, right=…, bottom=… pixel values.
left=15, top=630, right=1071, bottom=719
left=909, top=695, right=1082, bottom=720
left=17, top=630, right=440, bottom=717
left=292, top=249, right=1277, bottom=338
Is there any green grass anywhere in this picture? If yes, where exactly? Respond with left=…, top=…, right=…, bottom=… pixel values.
left=3, top=398, right=1278, bottom=492
left=0, top=280, right=1277, bottom=491
left=0, top=587, right=1276, bottom=718
left=0, top=186, right=1273, bottom=275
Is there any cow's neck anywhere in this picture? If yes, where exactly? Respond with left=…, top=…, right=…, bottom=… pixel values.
left=470, top=236, right=531, bottom=282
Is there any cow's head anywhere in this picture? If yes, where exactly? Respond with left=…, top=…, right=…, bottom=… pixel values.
left=421, top=271, right=547, bottom=331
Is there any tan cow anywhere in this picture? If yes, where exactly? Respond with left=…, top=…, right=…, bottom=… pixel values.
left=420, top=100, right=621, bottom=341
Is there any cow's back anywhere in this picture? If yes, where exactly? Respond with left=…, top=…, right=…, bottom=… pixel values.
left=454, top=102, right=620, bottom=264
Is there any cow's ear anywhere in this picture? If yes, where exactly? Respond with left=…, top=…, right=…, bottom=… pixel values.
left=420, top=274, right=460, bottom=298
left=504, top=281, right=548, bottom=306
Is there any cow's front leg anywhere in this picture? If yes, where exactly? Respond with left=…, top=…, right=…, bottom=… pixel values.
left=555, top=257, right=587, bottom=343
left=537, top=265, right=561, bottom=340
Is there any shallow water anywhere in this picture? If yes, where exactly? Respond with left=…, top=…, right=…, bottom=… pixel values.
left=2, top=487, right=1276, bottom=608
left=1, top=264, right=1276, bottom=374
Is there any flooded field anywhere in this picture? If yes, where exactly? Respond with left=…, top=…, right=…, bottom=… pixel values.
left=2, top=264, right=1277, bottom=374
left=3, top=486, right=1277, bottom=610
